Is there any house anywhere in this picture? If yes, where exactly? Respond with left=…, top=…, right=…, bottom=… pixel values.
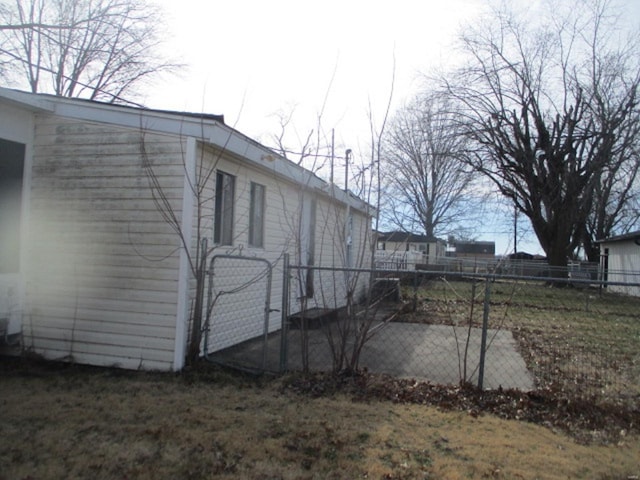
left=598, top=230, right=640, bottom=297
left=0, top=87, right=373, bottom=370
left=452, top=240, right=495, bottom=260
left=376, top=231, right=445, bottom=265
left=503, top=251, right=548, bottom=277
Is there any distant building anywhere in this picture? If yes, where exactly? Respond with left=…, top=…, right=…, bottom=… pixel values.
left=505, top=251, right=548, bottom=277
left=598, top=230, right=640, bottom=297
left=376, top=231, right=445, bottom=264
left=452, top=240, right=495, bottom=260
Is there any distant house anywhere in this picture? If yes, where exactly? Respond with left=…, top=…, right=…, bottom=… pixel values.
left=505, top=251, right=548, bottom=277
left=453, top=240, right=495, bottom=260
left=376, top=231, right=445, bottom=264
left=0, top=88, right=373, bottom=370
left=598, top=230, right=640, bottom=297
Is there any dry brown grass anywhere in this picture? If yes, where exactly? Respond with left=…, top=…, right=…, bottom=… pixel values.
left=1, top=358, right=639, bottom=480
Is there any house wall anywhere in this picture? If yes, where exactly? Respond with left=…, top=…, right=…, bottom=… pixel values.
left=377, top=240, right=444, bottom=265
left=455, top=252, right=495, bottom=261
left=23, top=115, right=186, bottom=370
left=2, top=94, right=374, bottom=369
left=311, top=196, right=373, bottom=308
left=601, top=240, right=640, bottom=297
left=195, top=145, right=373, bottom=353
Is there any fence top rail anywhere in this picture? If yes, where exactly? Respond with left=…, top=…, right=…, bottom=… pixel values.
left=287, top=264, right=640, bottom=289
left=209, top=254, right=273, bottom=271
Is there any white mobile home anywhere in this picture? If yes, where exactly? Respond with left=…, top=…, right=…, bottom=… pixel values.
left=0, top=88, right=373, bottom=370
left=598, top=230, right=640, bottom=297
left=376, top=231, right=445, bottom=265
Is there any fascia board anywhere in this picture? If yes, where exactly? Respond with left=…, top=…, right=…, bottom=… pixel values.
left=0, top=87, right=55, bottom=112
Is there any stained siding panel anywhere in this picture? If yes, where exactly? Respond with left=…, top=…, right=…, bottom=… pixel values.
left=25, top=116, right=186, bottom=369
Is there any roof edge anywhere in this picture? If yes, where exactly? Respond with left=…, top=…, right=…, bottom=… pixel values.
left=597, top=230, right=640, bottom=244
left=0, top=88, right=373, bottom=216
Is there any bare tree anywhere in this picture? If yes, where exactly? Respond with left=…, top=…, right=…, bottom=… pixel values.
left=582, top=149, right=640, bottom=261
left=138, top=128, right=217, bottom=366
left=442, top=0, right=640, bottom=272
left=272, top=65, right=397, bottom=374
left=580, top=13, right=640, bottom=260
left=381, top=92, right=480, bottom=238
left=0, top=0, right=178, bottom=103
left=269, top=107, right=317, bottom=167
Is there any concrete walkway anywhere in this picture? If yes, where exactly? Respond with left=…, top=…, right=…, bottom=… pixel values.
left=209, top=319, right=535, bottom=391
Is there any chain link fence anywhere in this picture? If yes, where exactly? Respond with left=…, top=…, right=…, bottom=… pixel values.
left=202, top=254, right=278, bottom=372
left=200, top=255, right=639, bottom=408
left=282, top=267, right=536, bottom=391
left=408, top=272, right=640, bottom=405
left=279, top=264, right=640, bottom=407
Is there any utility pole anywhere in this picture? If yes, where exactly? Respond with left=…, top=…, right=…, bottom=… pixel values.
left=344, top=148, right=352, bottom=192
left=513, top=203, right=518, bottom=254
left=330, top=129, right=334, bottom=185
left=345, top=148, right=352, bottom=272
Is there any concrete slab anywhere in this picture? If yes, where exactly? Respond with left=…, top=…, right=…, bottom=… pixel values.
left=208, top=320, right=534, bottom=391
left=288, top=323, right=534, bottom=390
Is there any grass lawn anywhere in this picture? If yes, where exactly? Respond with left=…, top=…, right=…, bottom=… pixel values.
left=405, top=279, right=640, bottom=405
left=1, top=359, right=639, bottom=480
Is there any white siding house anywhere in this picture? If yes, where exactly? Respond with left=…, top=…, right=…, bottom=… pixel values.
left=599, top=230, right=640, bottom=297
left=375, top=231, right=446, bottom=268
left=0, top=88, right=373, bottom=370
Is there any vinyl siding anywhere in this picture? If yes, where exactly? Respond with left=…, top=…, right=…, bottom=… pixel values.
left=23, top=115, right=185, bottom=370
left=1, top=91, right=374, bottom=371
left=602, top=240, right=640, bottom=297
left=195, top=147, right=294, bottom=353
left=195, top=145, right=373, bottom=354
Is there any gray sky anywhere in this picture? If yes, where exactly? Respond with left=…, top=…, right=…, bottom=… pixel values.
left=148, top=0, right=484, bottom=146
left=147, top=0, right=640, bottom=255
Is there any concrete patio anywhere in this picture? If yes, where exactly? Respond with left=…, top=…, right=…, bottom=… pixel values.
left=207, top=313, right=535, bottom=391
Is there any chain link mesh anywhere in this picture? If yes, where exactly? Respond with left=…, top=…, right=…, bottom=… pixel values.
left=203, top=255, right=276, bottom=372
left=200, top=256, right=639, bottom=408
left=282, top=265, right=640, bottom=408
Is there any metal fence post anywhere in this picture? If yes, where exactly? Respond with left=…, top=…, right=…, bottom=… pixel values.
left=412, top=269, right=418, bottom=312
left=279, top=253, right=290, bottom=372
left=477, top=275, right=491, bottom=389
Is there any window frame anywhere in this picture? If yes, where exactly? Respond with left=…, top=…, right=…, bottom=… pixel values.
left=248, top=182, right=266, bottom=248
left=213, top=171, right=236, bottom=246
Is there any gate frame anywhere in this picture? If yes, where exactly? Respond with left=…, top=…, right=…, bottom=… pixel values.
left=203, top=254, right=273, bottom=370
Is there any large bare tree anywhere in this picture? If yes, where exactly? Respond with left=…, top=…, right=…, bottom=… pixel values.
left=442, top=0, right=640, bottom=271
left=381, top=92, right=479, bottom=238
left=0, top=0, right=177, bottom=103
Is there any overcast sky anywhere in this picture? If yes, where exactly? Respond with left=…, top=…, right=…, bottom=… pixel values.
left=146, top=0, right=640, bottom=255
left=148, top=0, right=485, bottom=146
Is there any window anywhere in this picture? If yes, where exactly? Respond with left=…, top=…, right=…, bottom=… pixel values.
left=214, top=171, right=235, bottom=245
left=0, top=138, right=25, bottom=273
left=249, top=182, right=265, bottom=248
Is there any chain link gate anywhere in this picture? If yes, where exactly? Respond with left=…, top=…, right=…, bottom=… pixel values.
left=203, top=255, right=276, bottom=372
